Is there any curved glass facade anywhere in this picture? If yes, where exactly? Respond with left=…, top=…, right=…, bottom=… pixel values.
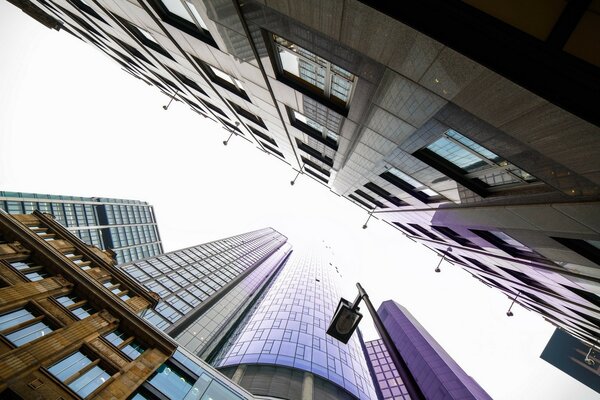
left=213, top=250, right=377, bottom=400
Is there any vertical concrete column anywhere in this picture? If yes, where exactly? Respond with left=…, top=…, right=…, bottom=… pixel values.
left=302, top=371, right=314, bottom=400
left=231, top=364, right=247, bottom=384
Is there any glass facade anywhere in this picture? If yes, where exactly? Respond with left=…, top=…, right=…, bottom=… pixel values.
left=213, top=250, right=377, bottom=400
left=0, top=191, right=162, bottom=264
left=364, top=339, right=410, bottom=400
left=120, top=228, right=288, bottom=336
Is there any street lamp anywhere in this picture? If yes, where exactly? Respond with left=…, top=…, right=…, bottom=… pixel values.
left=327, top=283, right=426, bottom=400
left=162, top=90, right=179, bottom=110
left=584, top=340, right=598, bottom=366
left=223, top=122, right=240, bottom=146
left=506, top=291, right=521, bottom=317
left=290, top=165, right=304, bottom=186
left=434, top=247, right=452, bottom=273
left=362, top=209, right=375, bottom=229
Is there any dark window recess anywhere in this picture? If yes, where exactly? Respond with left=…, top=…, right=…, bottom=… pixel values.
left=220, top=118, right=243, bottom=135
left=564, top=286, right=600, bottom=309
left=413, top=148, right=491, bottom=197
left=168, top=69, right=206, bottom=95
left=568, top=308, right=600, bottom=329
left=249, top=127, right=276, bottom=146
left=497, top=266, right=555, bottom=295
left=552, top=237, right=600, bottom=266
left=392, top=222, right=419, bottom=237
left=147, top=77, right=169, bottom=93
left=202, top=101, right=227, bottom=118
left=229, top=102, right=266, bottom=128
left=159, top=76, right=180, bottom=92
left=115, top=15, right=174, bottom=60
left=262, top=142, right=284, bottom=159
left=363, top=182, right=407, bottom=207
left=183, top=97, right=205, bottom=113
left=407, top=224, right=443, bottom=241
left=520, top=291, right=560, bottom=312
left=112, top=50, right=141, bottom=70
left=470, top=230, right=547, bottom=263
left=68, top=0, right=106, bottom=23
left=192, top=57, right=249, bottom=101
left=295, top=139, right=333, bottom=167
left=348, top=194, right=374, bottom=210
left=354, top=190, right=387, bottom=209
left=462, top=257, right=501, bottom=276
left=438, top=248, right=464, bottom=265
left=59, top=6, right=104, bottom=38
left=287, top=107, right=338, bottom=150
left=305, top=167, right=328, bottom=184
left=147, top=0, right=217, bottom=48
left=301, top=157, right=330, bottom=177
left=379, top=171, right=439, bottom=203
left=112, top=37, right=152, bottom=64
left=431, top=226, right=480, bottom=248
left=478, top=275, right=512, bottom=293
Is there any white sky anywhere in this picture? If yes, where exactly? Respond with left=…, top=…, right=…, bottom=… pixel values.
left=0, top=3, right=598, bottom=399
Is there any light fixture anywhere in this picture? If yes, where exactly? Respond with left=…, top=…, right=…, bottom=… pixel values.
left=327, top=283, right=425, bottom=400
left=434, top=247, right=452, bottom=273
left=362, top=209, right=375, bottom=229
left=290, top=164, right=304, bottom=186
left=223, top=122, right=240, bottom=146
left=162, top=89, right=179, bottom=110
left=506, top=291, right=521, bottom=317
left=584, top=340, right=598, bottom=366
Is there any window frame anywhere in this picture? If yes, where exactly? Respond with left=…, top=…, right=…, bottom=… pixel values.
left=414, top=129, right=541, bottom=197
left=193, top=57, right=250, bottom=101
left=147, top=0, right=217, bottom=48
left=0, top=307, right=55, bottom=347
left=263, top=31, right=356, bottom=116
left=115, top=16, right=174, bottom=61
left=380, top=168, right=444, bottom=204
left=286, top=107, right=339, bottom=150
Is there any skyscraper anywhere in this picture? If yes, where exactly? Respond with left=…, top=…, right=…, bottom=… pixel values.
left=366, top=301, right=492, bottom=400
left=0, top=210, right=252, bottom=400
left=213, top=248, right=378, bottom=400
left=119, top=231, right=377, bottom=399
left=0, top=191, right=163, bottom=263
left=7, top=0, right=599, bottom=372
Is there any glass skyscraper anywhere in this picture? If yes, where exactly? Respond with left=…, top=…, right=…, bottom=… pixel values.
left=0, top=191, right=163, bottom=263
left=120, top=230, right=377, bottom=399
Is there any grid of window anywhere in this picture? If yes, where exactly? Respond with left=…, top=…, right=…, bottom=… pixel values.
left=47, top=351, right=111, bottom=398
left=365, top=339, right=410, bottom=400
left=213, top=251, right=377, bottom=400
left=120, top=228, right=287, bottom=331
left=271, top=34, right=357, bottom=111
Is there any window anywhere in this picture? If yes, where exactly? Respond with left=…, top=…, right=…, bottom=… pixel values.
left=68, top=0, right=106, bottom=23
left=414, top=129, right=539, bottom=197
left=551, top=237, right=600, bottom=266
left=301, top=157, right=330, bottom=177
left=193, top=57, right=249, bottom=101
left=354, top=190, right=386, bottom=209
left=56, top=295, right=94, bottom=319
left=169, top=68, right=206, bottom=95
left=228, top=101, right=265, bottom=128
left=348, top=194, right=374, bottom=210
left=202, top=101, right=227, bottom=118
left=220, top=118, right=243, bottom=135
left=116, top=16, right=174, bottom=60
left=148, top=363, right=194, bottom=399
left=304, top=167, right=328, bottom=184
left=391, top=222, right=419, bottom=237
left=249, top=126, right=276, bottom=146
left=287, top=107, right=339, bottom=150
left=363, top=182, right=407, bottom=207
left=431, top=226, right=480, bottom=248
left=269, top=33, right=356, bottom=114
left=104, top=330, right=144, bottom=359
left=262, top=143, right=285, bottom=159
left=407, top=224, right=443, bottom=241
left=0, top=308, right=53, bottom=346
left=294, top=139, right=333, bottom=167
left=471, top=230, right=547, bottom=262
left=148, top=0, right=216, bottom=47
left=48, top=351, right=111, bottom=398
left=380, top=168, right=443, bottom=203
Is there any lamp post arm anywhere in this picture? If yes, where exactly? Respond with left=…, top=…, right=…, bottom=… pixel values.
left=356, top=283, right=425, bottom=400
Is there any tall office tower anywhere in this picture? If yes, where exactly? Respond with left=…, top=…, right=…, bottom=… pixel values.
left=0, top=191, right=163, bottom=264
left=540, top=328, right=600, bottom=395
left=0, top=210, right=253, bottom=400
left=119, top=228, right=290, bottom=356
left=213, top=250, right=378, bottom=400
left=7, top=0, right=600, bottom=361
left=365, top=301, right=491, bottom=400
